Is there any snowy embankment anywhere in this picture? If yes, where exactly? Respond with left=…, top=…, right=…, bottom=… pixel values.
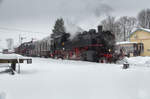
left=0, top=57, right=150, bottom=99
left=126, top=56, right=150, bottom=65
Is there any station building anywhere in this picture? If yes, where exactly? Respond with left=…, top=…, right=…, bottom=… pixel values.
left=129, top=28, right=150, bottom=56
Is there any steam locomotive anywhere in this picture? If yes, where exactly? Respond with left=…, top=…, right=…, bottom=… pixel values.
left=50, top=26, right=117, bottom=63
left=15, top=25, right=119, bottom=63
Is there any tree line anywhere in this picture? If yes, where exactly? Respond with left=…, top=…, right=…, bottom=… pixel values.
left=51, top=8, right=150, bottom=42
left=101, top=8, right=150, bottom=41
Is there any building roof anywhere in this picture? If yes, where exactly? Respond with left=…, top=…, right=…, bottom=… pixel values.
left=129, top=28, right=150, bottom=38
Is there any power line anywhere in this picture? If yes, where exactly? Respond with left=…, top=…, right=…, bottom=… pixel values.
left=0, top=27, right=50, bottom=34
left=0, top=27, right=51, bottom=44
left=0, top=30, right=49, bottom=42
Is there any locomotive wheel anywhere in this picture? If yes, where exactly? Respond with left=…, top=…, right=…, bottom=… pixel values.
left=81, top=55, right=87, bottom=61
left=81, top=57, right=87, bottom=61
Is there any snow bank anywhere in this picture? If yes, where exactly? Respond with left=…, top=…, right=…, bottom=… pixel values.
left=125, top=56, right=150, bottom=66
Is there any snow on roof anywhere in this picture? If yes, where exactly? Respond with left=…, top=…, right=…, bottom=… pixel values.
left=130, top=28, right=150, bottom=38
left=141, top=28, right=150, bottom=32
left=0, top=53, right=28, bottom=60
left=116, top=41, right=137, bottom=45
left=132, top=28, right=150, bottom=33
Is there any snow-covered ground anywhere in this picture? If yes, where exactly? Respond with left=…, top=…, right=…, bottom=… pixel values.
left=0, top=57, right=150, bottom=99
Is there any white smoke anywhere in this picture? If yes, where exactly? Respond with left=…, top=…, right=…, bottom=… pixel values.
left=64, top=20, right=84, bottom=39
left=86, top=3, right=114, bottom=17
left=93, top=3, right=114, bottom=17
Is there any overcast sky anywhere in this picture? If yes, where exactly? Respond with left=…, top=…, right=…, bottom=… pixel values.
left=0, top=0, right=150, bottom=49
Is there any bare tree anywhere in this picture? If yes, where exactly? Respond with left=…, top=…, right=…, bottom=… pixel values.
left=101, top=16, right=137, bottom=41
left=137, top=9, right=150, bottom=29
left=100, top=16, right=123, bottom=41
left=113, top=22, right=122, bottom=41
left=101, top=16, right=116, bottom=34
left=117, top=16, right=137, bottom=41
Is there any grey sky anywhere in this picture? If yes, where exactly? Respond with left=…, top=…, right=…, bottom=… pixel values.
left=0, top=0, right=150, bottom=49
left=0, top=0, right=149, bottom=31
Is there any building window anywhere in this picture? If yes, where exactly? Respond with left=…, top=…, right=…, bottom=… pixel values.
left=147, top=48, right=150, bottom=52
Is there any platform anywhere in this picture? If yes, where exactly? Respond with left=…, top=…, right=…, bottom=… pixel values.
left=0, top=54, right=32, bottom=74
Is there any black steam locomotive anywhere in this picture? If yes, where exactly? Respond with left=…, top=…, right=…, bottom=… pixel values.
left=50, top=26, right=116, bottom=63
left=15, top=25, right=119, bottom=63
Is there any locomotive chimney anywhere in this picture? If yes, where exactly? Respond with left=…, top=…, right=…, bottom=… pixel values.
left=98, top=25, right=103, bottom=33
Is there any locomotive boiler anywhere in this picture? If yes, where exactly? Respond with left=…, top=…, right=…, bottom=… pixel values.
left=50, top=26, right=116, bottom=63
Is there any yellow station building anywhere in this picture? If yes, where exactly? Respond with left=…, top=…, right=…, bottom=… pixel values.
left=130, top=28, right=150, bottom=56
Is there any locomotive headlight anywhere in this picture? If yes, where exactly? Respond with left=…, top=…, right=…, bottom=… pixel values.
left=109, top=49, right=111, bottom=52
left=62, top=42, right=64, bottom=46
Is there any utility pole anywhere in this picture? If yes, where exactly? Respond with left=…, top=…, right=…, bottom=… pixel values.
left=145, top=9, right=147, bottom=28
left=19, top=34, right=26, bottom=45
left=124, top=23, right=126, bottom=41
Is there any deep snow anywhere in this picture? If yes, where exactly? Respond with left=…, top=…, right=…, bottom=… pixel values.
left=0, top=57, right=150, bottom=99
